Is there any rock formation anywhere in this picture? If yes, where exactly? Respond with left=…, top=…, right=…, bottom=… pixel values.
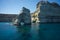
left=14, top=7, right=31, bottom=25
left=32, top=1, right=60, bottom=23
left=1, top=1, right=60, bottom=24
left=13, top=1, right=60, bottom=25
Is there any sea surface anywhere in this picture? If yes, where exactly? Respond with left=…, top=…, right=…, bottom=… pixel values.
left=0, top=22, right=60, bottom=40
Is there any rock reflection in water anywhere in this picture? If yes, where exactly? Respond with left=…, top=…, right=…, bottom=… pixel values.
left=16, top=23, right=60, bottom=40
left=16, top=23, right=40, bottom=40
left=39, top=23, right=60, bottom=40
left=16, top=25, right=31, bottom=40
left=31, top=23, right=40, bottom=40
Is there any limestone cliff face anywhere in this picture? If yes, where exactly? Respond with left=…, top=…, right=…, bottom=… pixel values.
left=13, top=1, right=60, bottom=24
left=15, top=7, right=31, bottom=24
left=33, top=1, right=60, bottom=23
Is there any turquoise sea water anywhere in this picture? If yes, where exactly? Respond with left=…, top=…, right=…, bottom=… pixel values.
left=0, top=22, right=60, bottom=40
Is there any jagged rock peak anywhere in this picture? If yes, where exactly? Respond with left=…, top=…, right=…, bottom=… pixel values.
left=37, top=1, right=49, bottom=5
left=22, top=7, right=30, bottom=12
left=51, top=2, right=60, bottom=7
left=36, top=1, right=60, bottom=8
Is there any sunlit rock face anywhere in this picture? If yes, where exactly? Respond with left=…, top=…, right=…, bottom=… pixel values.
left=31, top=10, right=40, bottom=23
left=16, top=7, right=31, bottom=25
left=36, top=1, right=60, bottom=23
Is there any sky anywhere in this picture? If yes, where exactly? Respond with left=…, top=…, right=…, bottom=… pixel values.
left=0, top=0, right=60, bottom=14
